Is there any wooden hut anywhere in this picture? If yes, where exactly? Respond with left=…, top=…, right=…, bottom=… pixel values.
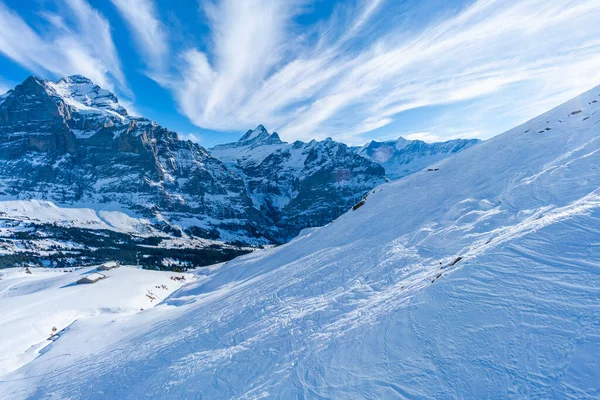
left=76, top=272, right=106, bottom=285
left=97, top=261, right=120, bottom=271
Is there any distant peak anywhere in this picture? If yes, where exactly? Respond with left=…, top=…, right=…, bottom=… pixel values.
left=394, top=136, right=411, bottom=150
left=21, top=75, right=45, bottom=87
left=238, top=125, right=282, bottom=145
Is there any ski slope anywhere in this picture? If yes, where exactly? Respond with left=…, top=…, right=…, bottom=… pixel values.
left=1, top=86, right=599, bottom=398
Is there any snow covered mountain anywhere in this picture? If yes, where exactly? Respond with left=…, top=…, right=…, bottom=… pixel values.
left=211, top=126, right=387, bottom=241
left=354, top=136, right=480, bottom=179
left=0, top=75, right=277, bottom=267
left=0, top=76, right=269, bottom=240
left=2, top=84, right=598, bottom=398
left=1, top=75, right=473, bottom=265
left=0, top=75, right=480, bottom=264
left=211, top=126, right=479, bottom=240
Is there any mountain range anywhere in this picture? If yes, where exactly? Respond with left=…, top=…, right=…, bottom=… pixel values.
left=354, top=136, right=480, bottom=180
left=211, top=126, right=388, bottom=241
left=0, top=75, right=478, bottom=267
left=1, top=81, right=598, bottom=398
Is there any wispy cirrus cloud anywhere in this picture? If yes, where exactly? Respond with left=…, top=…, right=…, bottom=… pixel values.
left=0, top=0, right=125, bottom=92
left=173, top=0, right=308, bottom=126
left=157, top=0, right=600, bottom=143
left=110, top=0, right=168, bottom=72
left=2, top=0, right=599, bottom=145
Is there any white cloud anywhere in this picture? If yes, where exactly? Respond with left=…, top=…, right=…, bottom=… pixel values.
left=110, top=0, right=168, bottom=71
left=161, top=0, right=385, bottom=136
left=404, top=132, right=444, bottom=143
left=178, top=132, right=204, bottom=143
left=163, top=0, right=600, bottom=143
left=195, top=0, right=304, bottom=122
left=0, top=0, right=125, bottom=92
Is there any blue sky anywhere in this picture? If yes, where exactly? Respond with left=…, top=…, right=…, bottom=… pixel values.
left=1, top=0, right=600, bottom=147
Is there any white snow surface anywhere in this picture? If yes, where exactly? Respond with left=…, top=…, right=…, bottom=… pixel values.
left=1, top=87, right=600, bottom=398
left=0, top=266, right=191, bottom=377
left=0, top=200, right=159, bottom=235
left=45, top=75, right=128, bottom=121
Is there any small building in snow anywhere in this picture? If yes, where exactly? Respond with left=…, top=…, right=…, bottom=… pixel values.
left=77, top=272, right=106, bottom=285
left=97, top=261, right=120, bottom=271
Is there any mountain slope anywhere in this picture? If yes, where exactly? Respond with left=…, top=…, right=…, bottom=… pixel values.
left=1, top=86, right=599, bottom=398
left=211, top=126, right=387, bottom=241
left=354, top=136, right=481, bottom=179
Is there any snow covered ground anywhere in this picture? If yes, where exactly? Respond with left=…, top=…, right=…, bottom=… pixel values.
left=0, top=199, right=249, bottom=264
left=0, top=86, right=599, bottom=398
left=0, top=265, right=191, bottom=377
left=0, top=200, right=160, bottom=236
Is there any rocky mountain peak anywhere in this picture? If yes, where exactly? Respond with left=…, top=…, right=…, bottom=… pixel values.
left=0, top=75, right=72, bottom=139
left=210, top=131, right=387, bottom=241
left=21, top=74, right=44, bottom=86
left=47, top=75, right=128, bottom=117
left=8, top=75, right=49, bottom=99
left=0, top=74, right=272, bottom=245
left=238, top=125, right=282, bottom=146
left=394, top=136, right=411, bottom=150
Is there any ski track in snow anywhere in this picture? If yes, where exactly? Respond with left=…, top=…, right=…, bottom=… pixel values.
left=0, top=88, right=600, bottom=398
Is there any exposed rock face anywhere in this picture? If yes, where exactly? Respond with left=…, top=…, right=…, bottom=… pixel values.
left=211, top=127, right=387, bottom=241
left=0, top=76, right=269, bottom=244
left=354, top=137, right=481, bottom=180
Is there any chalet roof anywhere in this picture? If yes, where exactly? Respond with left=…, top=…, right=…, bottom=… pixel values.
left=77, top=273, right=106, bottom=284
left=97, top=261, right=120, bottom=271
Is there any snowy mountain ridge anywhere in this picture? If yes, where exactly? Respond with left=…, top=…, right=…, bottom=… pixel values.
left=210, top=125, right=289, bottom=168
left=354, top=136, right=481, bottom=179
left=210, top=128, right=388, bottom=240
left=1, top=84, right=598, bottom=397
left=46, top=75, right=128, bottom=120
left=233, top=124, right=283, bottom=147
